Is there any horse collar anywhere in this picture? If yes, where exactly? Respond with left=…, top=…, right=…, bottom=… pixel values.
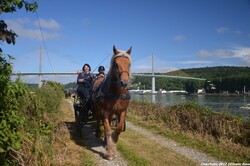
left=96, top=78, right=131, bottom=100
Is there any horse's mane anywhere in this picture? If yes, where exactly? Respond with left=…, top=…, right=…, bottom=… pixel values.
left=107, top=50, right=133, bottom=82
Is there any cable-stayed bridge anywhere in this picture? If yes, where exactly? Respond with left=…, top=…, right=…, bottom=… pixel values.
left=11, top=72, right=206, bottom=91
left=11, top=72, right=206, bottom=81
left=11, top=49, right=206, bottom=90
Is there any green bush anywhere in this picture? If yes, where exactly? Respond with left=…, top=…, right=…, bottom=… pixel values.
left=0, top=54, right=27, bottom=165
left=1, top=53, right=65, bottom=165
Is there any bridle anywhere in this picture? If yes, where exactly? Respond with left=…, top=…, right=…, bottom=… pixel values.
left=113, top=55, right=131, bottom=87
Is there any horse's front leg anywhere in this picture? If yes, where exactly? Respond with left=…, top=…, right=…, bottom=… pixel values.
left=112, top=110, right=126, bottom=143
left=103, top=114, right=115, bottom=160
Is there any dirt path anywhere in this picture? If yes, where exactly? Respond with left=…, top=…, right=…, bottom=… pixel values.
left=126, top=122, right=223, bottom=164
left=80, top=124, right=127, bottom=166
left=61, top=99, right=127, bottom=166
left=61, top=99, right=223, bottom=165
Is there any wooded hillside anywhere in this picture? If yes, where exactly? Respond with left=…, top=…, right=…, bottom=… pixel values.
left=132, top=66, right=250, bottom=93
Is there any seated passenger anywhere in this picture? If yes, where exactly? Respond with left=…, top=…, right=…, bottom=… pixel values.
left=76, top=63, right=94, bottom=100
left=96, top=66, right=105, bottom=78
left=93, top=66, right=106, bottom=92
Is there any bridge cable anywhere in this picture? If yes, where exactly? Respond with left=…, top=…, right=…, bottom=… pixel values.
left=91, top=53, right=111, bottom=73
left=34, top=5, right=55, bottom=73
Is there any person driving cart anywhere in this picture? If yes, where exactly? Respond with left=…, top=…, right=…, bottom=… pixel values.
left=76, top=63, right=94, bottom=100
left=75, top=63, right=94, bottom=125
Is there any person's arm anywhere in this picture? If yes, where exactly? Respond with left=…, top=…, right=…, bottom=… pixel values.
left=77, top=73, right=85, bottom=84
left=77, top=70, right=82, bottom=74
left=78, top=78, right=84, bottom=83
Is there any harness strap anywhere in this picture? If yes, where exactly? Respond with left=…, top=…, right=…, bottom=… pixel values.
left=93, top=75, right=131, bottom=100
left=96, top=92, right=131, bottom=100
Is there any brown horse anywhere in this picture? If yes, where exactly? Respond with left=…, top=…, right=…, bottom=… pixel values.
left=92, top=45, right=132, bottom=160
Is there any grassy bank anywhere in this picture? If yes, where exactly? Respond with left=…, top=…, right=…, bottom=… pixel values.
left=0, top=81, right=68, bottom=165
left=127, top=101, right=250, bottom=162
left=15, top=82, right=65, bottom=165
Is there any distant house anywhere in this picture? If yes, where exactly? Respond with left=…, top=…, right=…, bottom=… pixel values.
left=197, top=89, right=206, bottom=94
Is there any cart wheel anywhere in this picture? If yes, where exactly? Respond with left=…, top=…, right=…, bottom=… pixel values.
left=74, top=109, right=81, bottom=136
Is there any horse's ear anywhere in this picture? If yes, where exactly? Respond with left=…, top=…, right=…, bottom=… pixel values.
left=126, top=46, right=132, bottom=55
left=113, top=45, right=119, bottom=55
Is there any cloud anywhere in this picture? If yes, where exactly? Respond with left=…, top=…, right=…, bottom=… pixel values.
left=235, top=30, right=242, bottom=35
left=34, top=18, right=61, bottom=30
left=178, top=60, right=213, bottom=64
left=174, top=35, right=186, bottom=41
left=198, top=47, right=250, bottom=65
left=13, top=48, right=81, bottom=73
left=6, top=18, right=61, bottom=41
left=199, top=49, right=234, bottom=58
left=216, top=27, right=230, bottom=34
left=12, top=48, right=81, bottom=84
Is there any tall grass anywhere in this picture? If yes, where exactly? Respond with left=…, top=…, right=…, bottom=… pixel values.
left=128, top=101, right=250, bottom=162
left=1, top=81, right=65, bottom=165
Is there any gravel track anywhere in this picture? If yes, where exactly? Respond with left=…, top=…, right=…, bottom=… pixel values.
left=126, top=122, right=224, bottom=165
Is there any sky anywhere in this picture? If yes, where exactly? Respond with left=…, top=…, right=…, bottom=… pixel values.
left=2, top=0, right=250, bottom=84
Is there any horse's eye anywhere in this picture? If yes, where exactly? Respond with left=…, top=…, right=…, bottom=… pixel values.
left=114, top=62, right=118, bottom=68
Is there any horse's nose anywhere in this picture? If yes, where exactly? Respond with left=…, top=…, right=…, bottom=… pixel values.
left=120, top=80, right=128, bottom=87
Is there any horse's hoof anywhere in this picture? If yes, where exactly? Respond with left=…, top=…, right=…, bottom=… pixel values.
left=104, top=154, right=114, bottom=160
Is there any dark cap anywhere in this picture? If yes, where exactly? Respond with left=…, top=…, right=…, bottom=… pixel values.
left=98, top=66, right=105, bottom=72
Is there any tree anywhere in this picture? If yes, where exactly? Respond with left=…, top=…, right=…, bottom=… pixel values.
left=0, top=0, right=38, bottom=164
left=185, top=80, right=201, bottom=93
left=0, top=0, right=38, bottom=51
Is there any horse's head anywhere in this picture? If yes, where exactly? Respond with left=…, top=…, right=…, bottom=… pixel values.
left=111, top=45, right=132, bottom=88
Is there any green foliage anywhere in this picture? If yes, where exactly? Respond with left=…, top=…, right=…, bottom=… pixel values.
left=128, top=101, right=250, bottom=162
left=0, top=0, right=38, bottom=14
left=185, top=80, right=202, bottom=93
left=0, top=1, right=38, bottom=163
left=64, top=81, right=77, bottom=90
left=117, top=142, right=151, bottom=166
left=0, top=0, right=38, bottom=51
left=130, top=66, right=250, bottom=93
left=0, top=76, right=65, bottom=164
left=180, top=66, right=250, bottom=93
left=0, top=1, right=66, bottom=165
left=0, top=53, right=27, bottom=165
left=129, top=101, right=250, bottom=146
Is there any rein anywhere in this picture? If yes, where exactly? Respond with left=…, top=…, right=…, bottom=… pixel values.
left=95, top=76, right=131, bottom=100
left=94, top=52, right=131, bottom=101
left=96, top=91, right=131, bottom=100
left=113, top=70, right=130, bottom=86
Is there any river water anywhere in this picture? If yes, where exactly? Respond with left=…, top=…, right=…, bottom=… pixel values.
left=131, top=93, right=250, bottom=120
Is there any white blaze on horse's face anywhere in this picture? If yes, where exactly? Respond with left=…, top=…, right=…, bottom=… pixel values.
left=115, top=56, right=131, bottom=88
left=113, top=46, right=132, bottom=88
